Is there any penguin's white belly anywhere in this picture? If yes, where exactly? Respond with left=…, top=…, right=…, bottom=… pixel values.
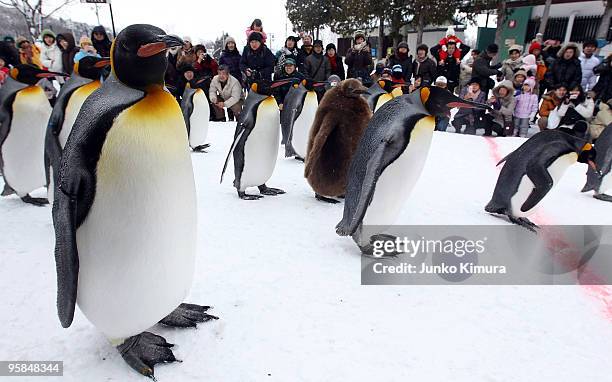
left=75, top=90, right=197, bottom=340
left=240, top=97, right=280, bottom=190
left=374, top=93, right=393, bottom=112
left=599, top=171, right=612, bottom=194
left=291, top=92, right=318, bottom=159
left=59, top=81, right=100, bottom=149
left=510, top=153, right=577, bottom=217
left=188, top=89, right=210, bottom=148
left=1, top=87, right=50, bottom=196
left=363, top=116, right=435, bottom=227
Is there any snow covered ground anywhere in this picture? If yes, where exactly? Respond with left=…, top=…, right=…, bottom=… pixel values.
left=1, top=123, right=611, bottom=381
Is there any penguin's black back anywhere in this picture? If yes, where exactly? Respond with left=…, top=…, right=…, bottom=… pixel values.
left=281, top=85, right=308, bottom=139
left=180, top=87, right=198, bottom=135
left=337, top=91, right=429, bottom=235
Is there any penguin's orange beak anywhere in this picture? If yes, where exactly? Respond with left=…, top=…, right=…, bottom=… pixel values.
left=270, top=79, right=294, bottom=88
left=36, top=70, right=69, bottom=78
left=138, top=35, right=184, bottom=58
left=94, top=58, right=111, bottom=68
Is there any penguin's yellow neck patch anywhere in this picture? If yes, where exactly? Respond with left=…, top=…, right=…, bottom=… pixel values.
left=20, top=85, right=45, bottom=96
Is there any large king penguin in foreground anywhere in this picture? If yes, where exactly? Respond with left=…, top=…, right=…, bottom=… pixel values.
left=221, top=80, right=289, bottom=200
left=582, top=124, right=612, bottom=202
left=180, top=83, right=210, bottom=152
left=52, top=25, right=217, bottom=379
left=485, top=127, right=595, bottom=231
left=337, top=87, right=490, bottom=254
left=304, top=79, right=371, bottom=203
left=282, top=79, right=325, bottom=159
left=0, top=64, right=67, bottom=205
left=45, top=56, right=110, bottom=202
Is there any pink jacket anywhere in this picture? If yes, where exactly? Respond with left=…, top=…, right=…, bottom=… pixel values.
left=245, top=28, right=267, bottom=43
left=513, top=92, right=539, bottom=118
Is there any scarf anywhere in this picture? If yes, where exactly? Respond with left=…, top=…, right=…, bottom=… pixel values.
left=397, top=51, right=408, bottom=61
left=327, top=54, right=337, bottom=72
left=353, top=41, right=367, bottom=52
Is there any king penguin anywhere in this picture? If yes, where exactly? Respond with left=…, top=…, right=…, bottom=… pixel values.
left=0, top=64, right=67, bottom=205
left=180, top=83, right=210, bottom=152
left=52, top=25, right=217, bottom=379
left=221, top=80, right=291, bottom=200
left=282, top=79, right=325, bottom=159
left=485, top=126, right=595, bottom=231
left=363, top=79, right=404, bottom=113
left=336, top=87, right=490, bottom=254
left=582, top=124, right=612, bottom=202
left=45, top=56, right=110, bottom=203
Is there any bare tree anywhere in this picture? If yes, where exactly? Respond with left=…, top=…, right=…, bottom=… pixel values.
left=596, top=0, right=612, bottom=39
left=538, top=0, right=552, bottom=35
left=0, top=0, right=75, bottom=40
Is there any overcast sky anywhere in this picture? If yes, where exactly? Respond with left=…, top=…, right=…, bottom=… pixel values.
left=49, top=0, right=293, bottom=50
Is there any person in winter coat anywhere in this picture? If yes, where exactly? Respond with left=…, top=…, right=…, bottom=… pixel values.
left=74, top=37, right=101, bottom=63
left=1, top=36, right=20, bottom=67
left=274, top=58, right=305, bottom=110
left=386, top=42, right=412, bottom=82
left=547, top=85, right=594, bottom=133
left=219, top=37, right=242, bottom=85
left=472, top=44, right=502, bottom=95
left=412, top=44, right=437, bottom=86
left=431, top=39, right=470, bottom=92
left=298, top=34, right=313, bottom=70
left=511, top=69, right=527, bottom=93
left=579, top=39, right=600, bottom=91
left=593, top=53, right=612, bottom=102
left=391, top=65, right=405, bottom=84
left=500, top=44, right=523, bottom=81
left=483, top=80, right=515, bottom=136
left=589, top=99, right=612, bottom=141
left=240, top=32, right=276, bottom=85
left=325, top=43, right=345, bottom=80
left=434, top=76, right=450, bottom=131
left=542, top=40, right=562, bottom=65
left=177, top=66, right=198, bottom=98
left=537, top=84, right=567, bottom=131
left=209, top=64, right=245, bottom=121
left=0, top=56, right=9, bottom=85
left=246, top=19, right=267, bottom=44
left=91, top=25, right=111, bottom=58
left=545, top=42, right=582, bottom=90
left=345, top=30, right=374, bottom=85
left=452, top=78, right=486, bottom=134
left=513, top=77, right=539, bottom=137
left=304, top=40, right=331, bottom=81
left=193, top=44, right=218, bottom=79
left=56, top=32, right=79, bottom=75
left=16, top=36, right=43, bottom=68
left=459, top=49, right=479, bottom=89
left=177, top=37, right=197, bottom=70
left=39, top=29, right=64, bottom=83
left=370, top=62, right=385, bottom=83
left=275, top=36, right=300, bottom=78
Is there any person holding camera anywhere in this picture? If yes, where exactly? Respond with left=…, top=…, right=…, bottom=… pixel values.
left=452, top=78, right=486, bottom=134
left=538, top=84, right=567, bottom=131
left=240, top=32, right=275, bottom=87
left=546, top=84, right=594, bottom=132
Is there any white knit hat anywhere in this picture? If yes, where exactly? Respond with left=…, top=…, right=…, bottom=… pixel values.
left=435, top=76, right=448, bottom=84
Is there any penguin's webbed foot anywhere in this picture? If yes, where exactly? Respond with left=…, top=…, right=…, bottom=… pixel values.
left=192, top=144, right=210, bottom=152
left=238, top=191, right=263, bottom=200
left=159, top=303, right=218, bottom=328
left=1, top=184, right=16, bottom=196
left=21, top=194, right=49, bottom=206
left=117, top=331, right=178, bottom=381
left=315, top=194, right=340, bottom=204
left=359, top=234, right=401, bottom=258
left=258, top=185, right=285, bottom=196
left=508, top=215, right=539, bottom=233
left=594, top=193, right=612, bottom=202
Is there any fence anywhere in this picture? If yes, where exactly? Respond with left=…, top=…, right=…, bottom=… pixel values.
left=525, top=15, right=611, bottom=44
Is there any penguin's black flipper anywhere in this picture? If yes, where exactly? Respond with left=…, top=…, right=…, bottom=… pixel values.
left=220, top=125, right=245, bottom=183
left=520, top=162, right=554, bottom=213
left=281, top=85, right=307, bottom=145
left=53, top=75, right=145, bottom=328
left=363, top=82, right=386, bottom=112
left=180, top=87, right=197, bottom=136
left=117, top=331, right=177, bottom=380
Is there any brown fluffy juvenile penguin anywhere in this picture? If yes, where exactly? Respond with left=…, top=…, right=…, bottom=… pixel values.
left=304, top=79, right=372, bottom=203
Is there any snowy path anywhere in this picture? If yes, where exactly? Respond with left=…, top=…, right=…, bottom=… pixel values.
left=1, top=123, right=611, bottom=381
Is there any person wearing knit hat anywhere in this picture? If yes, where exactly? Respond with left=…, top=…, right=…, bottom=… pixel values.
left=273, top=56, right=304, bottom=110
left=500, top=44, right=524, bottom=81
left=39, top=29, right=64, bottom=82
left=73, top=36, right=100, bottom=63
left=346, top=29, right=373, bottom=85
left=435, top=76, right=448, bottom=87
left=452, top=78, right=486, bottom=134
left=15, top=36, right=43, bottom=68
left=240, top=30, right=276, bottom=84
left=528, top=41, right=542, bottom=56
left=433, top=75, right=451, bottom=131
left=412, top=43, right=437, bottom=86
left=325, top=43, right=345, bottom=80
left=386, top=41, right=412, bottom=81
left=219, top=36, right=242, bottom=86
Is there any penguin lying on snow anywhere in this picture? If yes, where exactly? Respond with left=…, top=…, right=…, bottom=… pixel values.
left=221, top=80, right=292, bottom=200
left=52, top=25, right=217, bottom=380
left=582, top=124, right=612, bottom=202
left=304, top=79, right=371, bottom=203
left=337, top=87, right=491, bottom=255
left=282, top=79, right=326, bottom=159
left=181, top=83, right=210, bottom=152
left=363, top=79, right=405, bottom=112
left=485, top=126, right=596, bottom=231
left=45, top=56, right=110, bottom=203
left=0, top=64, right=68, bottom=205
